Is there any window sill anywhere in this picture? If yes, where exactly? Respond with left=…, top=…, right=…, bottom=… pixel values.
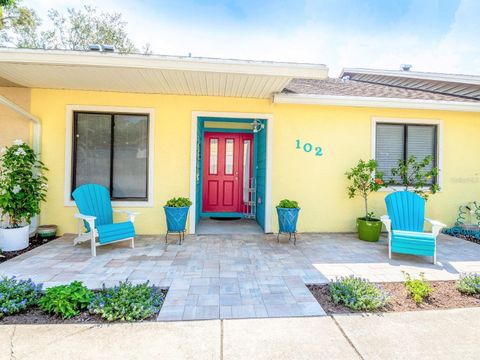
left=65, top=200, right=154, bottom=208
left=378, top=186, right=442, bottom=193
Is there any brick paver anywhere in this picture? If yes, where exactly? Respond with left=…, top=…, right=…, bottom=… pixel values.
left=1, top=233, right=479, bottom=321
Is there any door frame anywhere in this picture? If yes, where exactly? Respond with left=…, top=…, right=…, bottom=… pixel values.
left=189, top=111, right=273, bottom=234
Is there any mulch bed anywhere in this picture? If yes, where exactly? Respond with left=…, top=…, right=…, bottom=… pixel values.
left=0, top=236, right=57, bottom=264
left=456, top=234, right=480, bottom=246
left=0, top=289, right=168, bottom=325
left=308, top=281, right=480, bottom=315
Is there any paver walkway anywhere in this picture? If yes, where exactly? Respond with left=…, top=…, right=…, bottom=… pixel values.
left=1, top=232, right=480, bottom=321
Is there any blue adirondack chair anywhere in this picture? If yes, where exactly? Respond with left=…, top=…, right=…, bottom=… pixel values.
left=72, top=184, right=138, bottom=256
left=381, top=191, right=446, bottom=264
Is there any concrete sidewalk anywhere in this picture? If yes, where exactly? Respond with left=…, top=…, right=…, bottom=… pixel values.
left=1, top=308, right=479, bottom=359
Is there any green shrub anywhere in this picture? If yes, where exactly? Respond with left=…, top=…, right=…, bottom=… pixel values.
left=89, top=281, right=165, bottom=321
left=277, top=199, right=299, bottom=209
left=39, top=281, right=93, bottom=319
left=345, top=159, right=384, bottom=221
left=0, top=276, right=42, bottom=318
left=457, top=273, right=480, bottom=295
left=329, top=276, right=389, bottom=311
left=403, top=272, right=433, bottom=304
left=388, top=155, right=439, bottom=200
left=165, top=197, right=192, bottom=207
left=0, top=140, right=48, bottom=228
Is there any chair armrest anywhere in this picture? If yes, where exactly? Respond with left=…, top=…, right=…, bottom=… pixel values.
left=113, top=209, right=139, bottom=223
left=380, top=215, right=391, bottom=233
left=74, top=213, right=96, bottom=230
left=74, top=213, right=96, bottom=221
left=425, top=218, right=447, bottom=237
left=425, top=218, right=447, bottom=227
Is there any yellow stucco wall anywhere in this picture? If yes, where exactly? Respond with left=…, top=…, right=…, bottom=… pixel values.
left=0, top=87, right=31, bottom=148
left=30, top=88, right=480, bottom=235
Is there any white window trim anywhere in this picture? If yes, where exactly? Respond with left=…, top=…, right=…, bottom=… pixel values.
left=64, top=105, right=155, bottom=207
left=371, top=117, right=444, bottom=192
left=189, top=111, right=273, bottom=234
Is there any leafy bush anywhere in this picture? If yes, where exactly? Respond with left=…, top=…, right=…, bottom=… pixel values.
left=277, top=199, right=299, bottom=209
left=388, top=155, right=439, bottom=200
left=0, top=140, right=48, bottom=228
left=457, top=273, right=480, bottom=295
left=165, top=197, right=192, bottom=208
left=345, top=159, right=384, bottom=221
left=39, top=281, right=93, bottom=319
left=0, top=276, right=42, bottom=318
left=403, top=272, right=433, bottom=304
left=329, top=276, right=389, bottom=311
left=89, top=281, right=165, bottom=321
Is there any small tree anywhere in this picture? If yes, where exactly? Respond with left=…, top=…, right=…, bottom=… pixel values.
left=0, top=140, right=48, bottom=228
left=388, top=155, right=439, bottom=200
left=345, top=159, right=384, bottom=221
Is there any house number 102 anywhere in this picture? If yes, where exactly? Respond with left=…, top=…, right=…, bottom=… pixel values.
left=296, top=139, right=323, bottom=156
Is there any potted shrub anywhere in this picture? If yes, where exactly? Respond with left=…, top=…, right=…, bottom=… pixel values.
left=0, top=140, right=48, bottom=251
left=164, top=197, right=192, bottom=243
left=345, top=159, right=384, bottom=242
left=276, top=199, right=300, bottom=242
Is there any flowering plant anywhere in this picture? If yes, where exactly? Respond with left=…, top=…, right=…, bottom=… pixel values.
left=329, top=275, right=390, bottom=311
left=0, top=276, right=43, bottom=318
left=0, top=140, right=48, bottom=228
left=345, top=159, right=384, bottom=221
left=89, top=281, right=165, bottom=321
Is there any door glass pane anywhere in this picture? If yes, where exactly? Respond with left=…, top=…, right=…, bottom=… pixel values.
left=112, top=115, right=148, bottom=198
left=74, top=113, right=111, bottom=190
left=209, top=138, right=218, bottom=174
left=243, top=140, right=251, bottom=202
left=225, top=139, right=234, bottom=174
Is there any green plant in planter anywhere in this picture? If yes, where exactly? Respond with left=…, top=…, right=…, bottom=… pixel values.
left=165, top=197, right=192, bottom=207
left=345, top=159, right=384, bottom=241
left=39, top=281, right=93, bottom=319
left=388, top=155, right=439, bottom=200
left=277, top=199, right=299, bottom=209
left=0, top=140, right=48, bottom=228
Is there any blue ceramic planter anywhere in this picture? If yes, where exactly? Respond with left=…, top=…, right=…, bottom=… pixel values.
left=276, top=207, right=300, bottom=233
left=164, top=206, right=190, bottom=232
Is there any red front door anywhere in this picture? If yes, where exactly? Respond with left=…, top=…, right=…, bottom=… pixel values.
left=202, top=132, right=253, bottom=213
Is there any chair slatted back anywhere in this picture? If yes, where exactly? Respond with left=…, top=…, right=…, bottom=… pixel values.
left=385, top=191, right=425, bottom=232
left=72, top=184, right=113, bottom=229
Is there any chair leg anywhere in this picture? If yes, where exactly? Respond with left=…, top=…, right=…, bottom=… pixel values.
left=130, top=237, right=135, bottom=249
left=277, top=233, right=280, bottom=243
left=293, top=232, right=297, bottom=246
left=165, top=231, right=168, bottom=244
left=91, top=233, right=96, bottom=257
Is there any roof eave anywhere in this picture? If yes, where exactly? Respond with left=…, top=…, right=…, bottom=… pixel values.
left=340, top=67, right=480, bottom=85
left=0, top=48, right=329, bottom=79
left=273, top=93, right=480, bottom=112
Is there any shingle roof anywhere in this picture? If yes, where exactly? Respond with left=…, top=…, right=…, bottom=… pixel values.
left=282, top=78, right=480, bottom=103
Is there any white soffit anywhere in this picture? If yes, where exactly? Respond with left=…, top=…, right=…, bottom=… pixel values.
left=0, top=48, right=328, bottom=98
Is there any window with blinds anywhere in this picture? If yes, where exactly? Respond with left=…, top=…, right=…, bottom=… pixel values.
left=72, top=112, right=149, bottom=200
left=375, top=123, right=437, bottom=185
